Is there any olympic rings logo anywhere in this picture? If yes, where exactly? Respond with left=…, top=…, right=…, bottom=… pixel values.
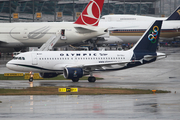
left=148, top=26, right=159, bottom=43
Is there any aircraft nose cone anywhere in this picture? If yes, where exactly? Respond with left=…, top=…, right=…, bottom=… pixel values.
left=6, top=61, right=15, bottom=70
left=6, top=62, right=11, bottom=69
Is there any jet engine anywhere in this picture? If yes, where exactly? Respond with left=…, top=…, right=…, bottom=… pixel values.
left=39, top=72, right=59, bottom=78
left=63, top=67, right=83, bottom=79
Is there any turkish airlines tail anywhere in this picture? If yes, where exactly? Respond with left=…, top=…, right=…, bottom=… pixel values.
left=74, top=0, right=104, bottom=26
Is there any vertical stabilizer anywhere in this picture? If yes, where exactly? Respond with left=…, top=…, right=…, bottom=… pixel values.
left=132, top=20, right=163, bottom=53
left=166, top=5, right=180, bottom=20
left=74, top=0, right=104, bottom=26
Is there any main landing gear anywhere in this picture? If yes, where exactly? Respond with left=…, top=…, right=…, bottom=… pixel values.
left=88, top=76, right=96, bottom=82
left=71, top=70, right=96, bottom=82
left=71, top=76, right=96, bottom=83
left=71, top=76, right=96, bottom=82
left=88, top=71, right=96, bottom=82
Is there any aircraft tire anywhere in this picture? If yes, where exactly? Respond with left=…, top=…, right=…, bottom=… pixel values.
left=72, top=78, right=79, bottom=82
left=29, top=77, right=33, bottom=82
left=88, top=76, right=96, bottom=82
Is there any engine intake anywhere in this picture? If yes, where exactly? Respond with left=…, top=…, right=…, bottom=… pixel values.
left=39, top=72, right=59, bottom=78
left=63, top=67, right=83, bottom=79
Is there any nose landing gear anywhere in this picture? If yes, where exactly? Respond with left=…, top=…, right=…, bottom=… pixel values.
left=29, top=71, right=34, bottom=82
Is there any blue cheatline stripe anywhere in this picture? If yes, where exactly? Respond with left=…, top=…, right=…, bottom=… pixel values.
left=13, top=64, right=62, bottom=72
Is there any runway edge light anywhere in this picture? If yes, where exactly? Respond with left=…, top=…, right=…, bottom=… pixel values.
left=152, top=90, right=156, bottom=94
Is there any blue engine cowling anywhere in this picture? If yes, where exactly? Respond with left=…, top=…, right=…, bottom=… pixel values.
left=63, top=67, right=83, bottom=79
left=39, top=72, right=59, bottom=78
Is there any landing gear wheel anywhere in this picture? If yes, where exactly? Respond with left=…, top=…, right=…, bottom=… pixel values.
left=88, top=76, right=96, bottom=82
left=72, top=78, right=79, bottom=82
left=29, top=77, right=33, bottom=82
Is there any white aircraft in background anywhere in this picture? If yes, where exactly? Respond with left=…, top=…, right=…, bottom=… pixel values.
left=6, top=20, right=166, bottom=82
left=0, top=0, right=107, bottom=52
left=97, top=5, right=180, bottom=44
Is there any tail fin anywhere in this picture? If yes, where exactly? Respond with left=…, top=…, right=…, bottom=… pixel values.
left=132, top=20, right=163, bottom=53
left=166, top=5, right=180, bottom=20
left=74, top=0, right=104, bottom=26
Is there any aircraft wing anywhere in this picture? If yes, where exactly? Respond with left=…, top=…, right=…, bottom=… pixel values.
left=0, top=39, right=8, bottom=44
left=74, top=27, right=97, bottom=33
left=66, top=61, right=131, bottom=70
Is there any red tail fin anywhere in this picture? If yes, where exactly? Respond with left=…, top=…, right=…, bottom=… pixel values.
left=74, top=0, right=104, bottom=26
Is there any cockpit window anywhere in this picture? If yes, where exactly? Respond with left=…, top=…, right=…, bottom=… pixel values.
left=13, top=57, right=25, bottom=60
left=13, top=57, right=18, bottom=60
left=101, top=17, right=105, bottom=19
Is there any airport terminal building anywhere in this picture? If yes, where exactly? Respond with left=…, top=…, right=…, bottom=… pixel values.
left=0, top=0, right=178, bottom=22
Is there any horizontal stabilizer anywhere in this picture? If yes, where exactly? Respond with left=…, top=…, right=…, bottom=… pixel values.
left=143, top=55, right=157, bottom=61
left=144, top=53, right=167, bottom=61
left=74, top=27, right=97, bottom=33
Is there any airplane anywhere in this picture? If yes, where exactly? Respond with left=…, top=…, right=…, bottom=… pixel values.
left=6, top=20, right=166, bottom=82
left=96, top=5, right=180, bottom=44
left=0, top=0, right=107, bottom=53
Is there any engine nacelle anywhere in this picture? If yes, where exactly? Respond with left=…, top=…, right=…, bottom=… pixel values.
left=39, top=72, right=59, bottom=78
left=63, top=67, right=83, bottom=79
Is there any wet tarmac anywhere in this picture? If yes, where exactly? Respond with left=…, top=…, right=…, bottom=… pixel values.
left=0, top=47, right=180, bottom=119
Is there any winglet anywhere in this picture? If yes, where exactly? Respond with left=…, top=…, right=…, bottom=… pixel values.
left=74, top=0, right=104, bottom=26
left=166, top=5, right=180, bottom=20
left=132, top=20, right=163, bottom=53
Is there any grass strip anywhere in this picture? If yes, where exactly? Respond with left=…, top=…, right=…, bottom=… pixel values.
left=0, top=86, right=170, bottom=95
left=0, top=74, right=103, bottom=80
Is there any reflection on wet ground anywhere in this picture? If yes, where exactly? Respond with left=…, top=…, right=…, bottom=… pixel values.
left=0, top=94, right=180, bottom=120
left=0, top=47, right=180, bottom=119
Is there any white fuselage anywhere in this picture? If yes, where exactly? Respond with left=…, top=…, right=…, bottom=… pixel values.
left=0, top=15, right=178, bottom=49
left=0, top=22, right=106, bottom=47
left=6, top=50, right=132, bottom=73
left=98, top=15, right=180, bottom=44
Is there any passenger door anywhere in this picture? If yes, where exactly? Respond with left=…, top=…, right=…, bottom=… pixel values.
left=32, top=53, right=38, bottom=65
left=60, top=29, right=67, bottom=40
